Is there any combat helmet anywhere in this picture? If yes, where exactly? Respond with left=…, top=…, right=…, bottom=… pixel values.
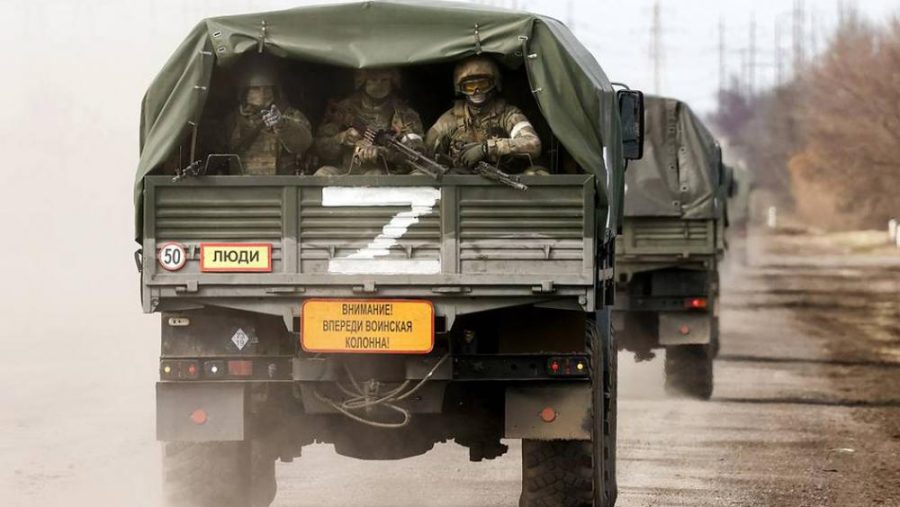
left=236, top=57, right=280, bottom=89
left=453, top=55, right=502, bottom=95
left=353, top=68, right=403, bottom=90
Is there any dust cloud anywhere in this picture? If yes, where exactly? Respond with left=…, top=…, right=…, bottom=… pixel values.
left=0, top=1, right=303, bottom=505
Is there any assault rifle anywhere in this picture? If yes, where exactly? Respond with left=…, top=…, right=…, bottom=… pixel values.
left=172, top=154, right=245, bottom=182
left=171, top=159, right=204, bottom=182
left=469, top=161, right=529, bottom=191
left=433, top=154, right=529, bottom=191
left=349, top=120, right=448, bottom=179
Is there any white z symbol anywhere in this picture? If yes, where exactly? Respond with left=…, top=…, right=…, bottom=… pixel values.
left=321, top=187, right=442, bottom=274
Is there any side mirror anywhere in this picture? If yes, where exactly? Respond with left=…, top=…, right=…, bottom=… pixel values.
left=724, top=166, right=737, bottom=198
left=617, top=90, right=645, bottom=161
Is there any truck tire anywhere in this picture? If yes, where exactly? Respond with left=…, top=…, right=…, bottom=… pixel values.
left=519, top=316, right=616, bottom=506
left=664, top=344, right=713, bottom=400
left=163, top=441, right=277, bottom=507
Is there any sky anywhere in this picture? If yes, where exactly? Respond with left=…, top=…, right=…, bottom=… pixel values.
left=0, top=0, right=898, bottom=339
left=7, top=0, right=896, bottom=111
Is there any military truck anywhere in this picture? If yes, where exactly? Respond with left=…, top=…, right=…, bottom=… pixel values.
left=135, top=3, right=643, bottom=506
left=614, top=96, right=726, bottom=400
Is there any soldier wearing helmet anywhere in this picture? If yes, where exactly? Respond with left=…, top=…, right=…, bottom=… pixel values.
left=224, top=58, right=313, bottom=175
left=314, top=68, right=425, bottom=175
left=426, top=55, right=545, bottom=174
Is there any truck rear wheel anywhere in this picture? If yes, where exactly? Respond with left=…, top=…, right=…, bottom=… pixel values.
left=664, top=344, right=713, bottom=400
left=519, top=316, right=616, bottom=506
left=163, top=441, right=277, bottom=507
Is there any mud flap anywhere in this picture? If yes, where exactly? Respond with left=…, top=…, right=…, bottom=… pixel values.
left=611, top=310, right=626, bottom=333
left=659, top=312, right=711, bottom=346
left=504, top=384, right=591, bottom=440
left=157, top=383, right=245, bottom=442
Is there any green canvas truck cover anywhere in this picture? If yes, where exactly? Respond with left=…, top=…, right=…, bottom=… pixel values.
left=135, top=0, right=623, bottom=238
left=623, top=95, right=722, bottom=219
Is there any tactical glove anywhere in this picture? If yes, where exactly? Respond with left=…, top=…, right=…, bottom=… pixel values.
left=460, top=142, right=487, bottom=168
left=356, top=144, right=381, bottom=163
left=262, top=105, right=283, bottom=128
left=341, top=127, right=363, bottom=146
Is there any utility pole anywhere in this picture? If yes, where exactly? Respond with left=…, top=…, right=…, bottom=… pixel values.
left=748, top=13, right=757, bottom=96
left=718, top=17, right=726, bottom=95
left=775, top=19, right=785, bottom=86
left=650, top=0, right=663, bottom=94
left=809, top=7, right=819, bottom=56
left=739, top=48, right=748, bottom=97
left=792, top=0, right=806, bottom=73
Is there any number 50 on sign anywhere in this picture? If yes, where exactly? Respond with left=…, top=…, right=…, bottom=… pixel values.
left=157, top=242, right=187, bottom=271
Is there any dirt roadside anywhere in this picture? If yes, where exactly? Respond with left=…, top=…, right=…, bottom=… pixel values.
left=615, top=229, right=900, bottom=507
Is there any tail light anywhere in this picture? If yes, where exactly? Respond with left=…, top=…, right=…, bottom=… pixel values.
left=227, top=360, right=254, bottom=377
left=685, top=297, right=708, bottom=310
left=547, top=356, right=589, bottom=377
left=160, top=360, right=200, bottom=380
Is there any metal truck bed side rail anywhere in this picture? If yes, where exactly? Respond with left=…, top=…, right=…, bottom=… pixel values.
left=141, top=175, right=599, bottom=313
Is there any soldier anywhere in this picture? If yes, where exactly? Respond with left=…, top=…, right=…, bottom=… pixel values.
left=426, top=55, right=546, bottom=175
left=314, top=68, right=425, bottom=175
left=224, top=59, right=313, bottom=175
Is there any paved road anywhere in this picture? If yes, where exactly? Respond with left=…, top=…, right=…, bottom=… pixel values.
left=3, top=231, right=898, bottom=506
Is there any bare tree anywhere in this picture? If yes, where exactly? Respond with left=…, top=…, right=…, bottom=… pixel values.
left=712, top=15, right=900, bottom=230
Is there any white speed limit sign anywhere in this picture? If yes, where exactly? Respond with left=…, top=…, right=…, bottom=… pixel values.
left=157, top=242, right=187, bottom=271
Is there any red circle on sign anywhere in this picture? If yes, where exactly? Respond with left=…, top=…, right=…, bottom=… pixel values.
left=157, top=242, right=187, bottom=271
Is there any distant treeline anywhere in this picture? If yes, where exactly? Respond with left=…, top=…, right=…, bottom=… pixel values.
left=711, top=17, right=900, bottom=230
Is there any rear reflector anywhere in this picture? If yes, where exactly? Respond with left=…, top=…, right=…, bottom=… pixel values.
left=227, top=360, right=253, bottom=377
left=190, top=409, right=208, bottom=425
left=540, top=407, right=557, bottom=423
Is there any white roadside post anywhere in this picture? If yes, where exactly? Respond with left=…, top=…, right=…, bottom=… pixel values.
left=889, top=218, right=898, bottom=245
left=767, top=206, right=777, bottom=229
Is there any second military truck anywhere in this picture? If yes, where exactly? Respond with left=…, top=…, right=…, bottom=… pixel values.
left=136, top=3, right=643, bottom=506
left=615, top=95, right=727, bottom=400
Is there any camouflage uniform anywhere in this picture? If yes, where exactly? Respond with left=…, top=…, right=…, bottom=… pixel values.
left=225, top=104, right=313, bottom=175
left=426, top=56, right=544, bottom=174
left=314, top=69, right=425, bottom=175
